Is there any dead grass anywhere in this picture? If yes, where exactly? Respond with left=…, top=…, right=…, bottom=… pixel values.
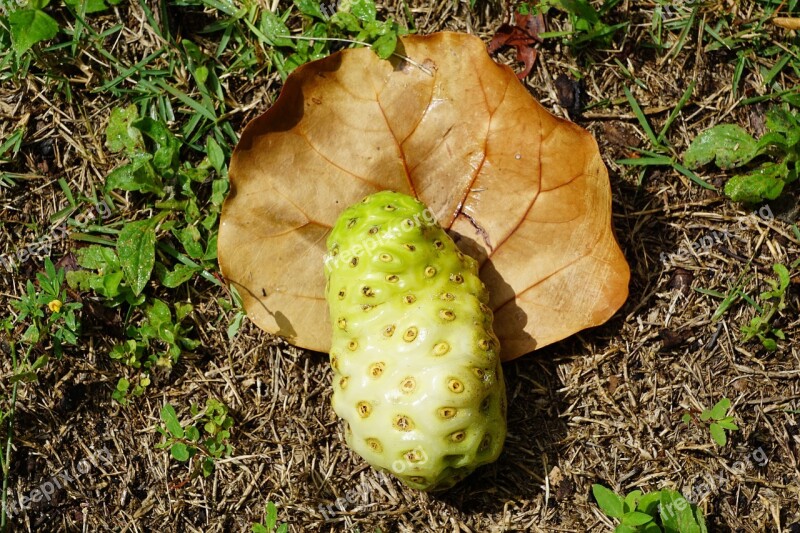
left=1, top=0, right=799, bottom=531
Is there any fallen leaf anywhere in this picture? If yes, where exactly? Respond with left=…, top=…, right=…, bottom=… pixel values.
left=554, top=73, right=585, bottom=117
left=773, top=17, right=800, bottom=30
left=668, top=267, right=693, bottom=295
left=218, top=32, right=630, bottom=361
left=658, top=328, right=689, bottom=350
left=488, top=12, right=545, bottom=79
left=556, top=478, right=575, bottom=501
left=606, top=375, right=621, bottom=394
left=548, top=466, right=563, bottom=485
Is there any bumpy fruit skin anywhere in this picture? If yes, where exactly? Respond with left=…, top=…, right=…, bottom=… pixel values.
left=324, top=191, right=507, bottom=491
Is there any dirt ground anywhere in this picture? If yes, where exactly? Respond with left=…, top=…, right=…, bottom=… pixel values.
left=1, top=0, right=799, bottom=532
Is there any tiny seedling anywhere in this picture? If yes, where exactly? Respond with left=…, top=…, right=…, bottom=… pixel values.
left=252, top=501, right=288, bottom=533
left=157, top=399, right=234, bottom=478
left=218, top=284, right=247, bottom=340
left=739, top=264, right=790, bottom=351
left=682, top=397, right=739, bottom=447
left=683, top=101, right=800, bottom=203
left=698, top=263, right=791, bottom=352
left=592, top=484, right=707, bottom=533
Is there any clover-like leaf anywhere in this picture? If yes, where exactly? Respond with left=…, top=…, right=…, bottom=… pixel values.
left=218, top=32, right=629, bottom=361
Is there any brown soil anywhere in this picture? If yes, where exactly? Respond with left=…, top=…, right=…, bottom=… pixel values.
left=1, top=1, right=798, bottom=532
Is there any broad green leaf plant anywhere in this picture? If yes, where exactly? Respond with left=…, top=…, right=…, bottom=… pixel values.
left=592, top=484, right=708, bottom=533
left=7, top=0, right=122, bottom=57
left=684, top=101, right=799, bottom=202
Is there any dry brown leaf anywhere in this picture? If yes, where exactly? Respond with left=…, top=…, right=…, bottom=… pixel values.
left=488, top=11, right=545, bottom=79
left=219, top=32, right=629, bottom=361
left=773, top=17, right=800, bottom=30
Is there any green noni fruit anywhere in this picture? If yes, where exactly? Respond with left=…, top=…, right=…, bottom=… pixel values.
left=324, top=191, right=507, bottom=491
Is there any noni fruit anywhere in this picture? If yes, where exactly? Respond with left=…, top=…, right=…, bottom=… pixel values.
left=324, top=191, right=507, bottom=491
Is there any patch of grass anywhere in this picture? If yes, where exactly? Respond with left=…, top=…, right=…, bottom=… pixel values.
left=614, top=2, right=800, bottom=193
left=0, top=258, right=82, bottom=526
left=536, top=0, right=627, bottom=49
left=63, top=104, right=227, bottom=402
left=616, top=82, right=715, bottom=191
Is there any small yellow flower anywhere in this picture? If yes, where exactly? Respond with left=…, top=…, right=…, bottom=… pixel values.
left=47, top=299, right=63, bottom=313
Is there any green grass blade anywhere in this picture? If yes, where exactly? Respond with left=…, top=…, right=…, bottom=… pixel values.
left=657, top=80, right=695, bottom=144
left=155, top=79, right=218, bottom=122
left=624, top=86, right=661, bottom=149
left=616, top=156, right=674, bottom=166
left=672, top=162, right=716, bottom=190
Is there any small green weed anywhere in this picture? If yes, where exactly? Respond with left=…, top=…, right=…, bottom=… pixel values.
left=157, top=399, right=234, bottom=478
left=684, top=100, right=799, bottom=203
left=1, top=258, right=82, bottom=527
left=252, top=501, right=288, bottom=533
left=592, top=484, right=707, bottom=533
left=9, top=258, right=81, bottom=365
left=66, top=104, right=229, bottom=402
left=682, top=397, right=738, bottom=447
left=740, top=264, right=791, bottom=351
left=616, top=82, right=715, bottom=191
left=699, top=263, right=791, bottom=351
left=261, top=0, right=410, bottom=79
left=109, top=299, right=198, bottom=403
